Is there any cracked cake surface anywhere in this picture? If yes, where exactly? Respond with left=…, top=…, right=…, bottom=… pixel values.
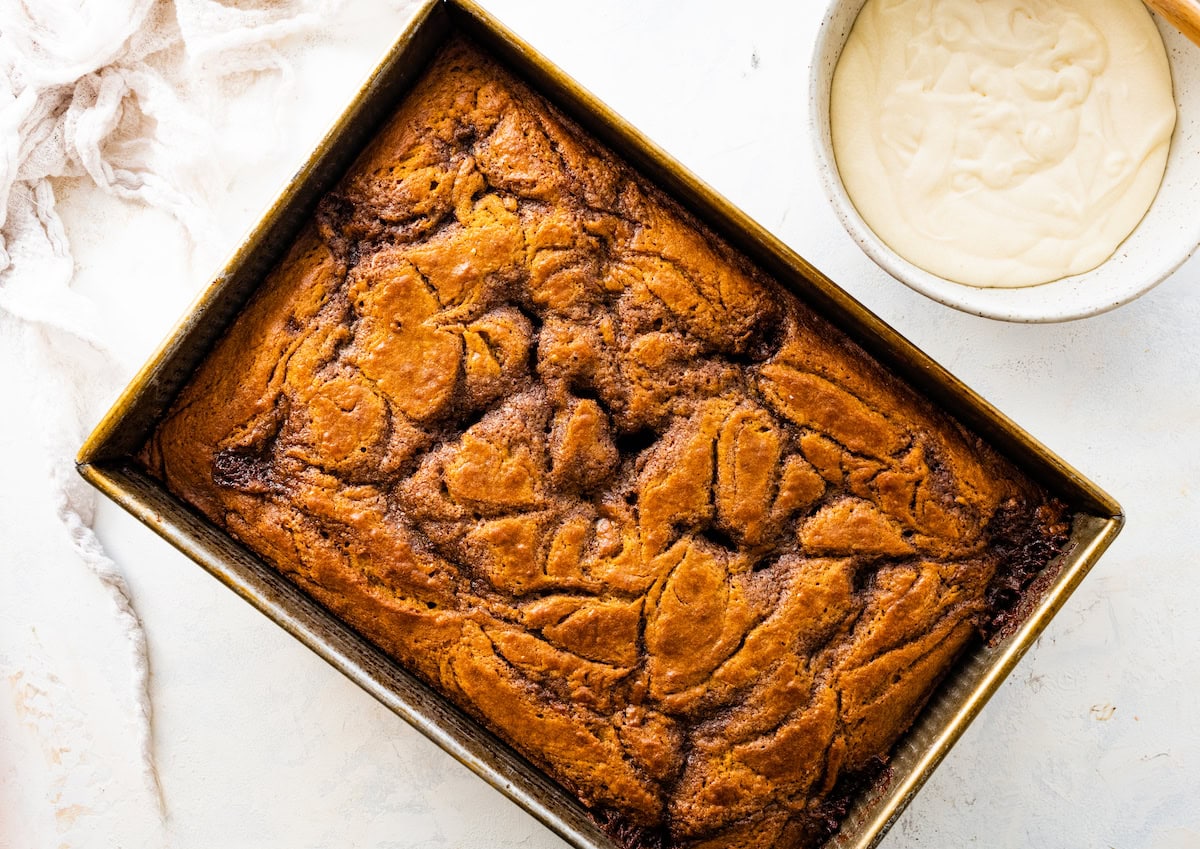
left=143, top=37, right=1069, bottom=849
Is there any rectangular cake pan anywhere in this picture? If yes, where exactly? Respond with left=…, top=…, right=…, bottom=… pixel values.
left=77, top=2, right=1124, bottom=847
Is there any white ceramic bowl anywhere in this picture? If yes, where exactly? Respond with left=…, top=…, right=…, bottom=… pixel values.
left=811, top=1, right=1200, bottom=323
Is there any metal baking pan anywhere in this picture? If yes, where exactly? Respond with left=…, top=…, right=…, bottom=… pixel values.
left=76, top=1, right=1124, bottom=846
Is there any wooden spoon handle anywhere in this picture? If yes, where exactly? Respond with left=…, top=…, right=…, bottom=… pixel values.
left=1145, top=0, right=1200, bottom=49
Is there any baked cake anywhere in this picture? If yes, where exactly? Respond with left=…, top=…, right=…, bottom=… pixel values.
left=142, top=38, right=1069, bottom=849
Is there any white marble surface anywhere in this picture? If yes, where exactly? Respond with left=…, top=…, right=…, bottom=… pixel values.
left=3, top=1, right=1199, bottom=848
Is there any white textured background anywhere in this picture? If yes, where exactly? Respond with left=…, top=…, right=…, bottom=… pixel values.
left=3, top=1, right=1198, bottom=848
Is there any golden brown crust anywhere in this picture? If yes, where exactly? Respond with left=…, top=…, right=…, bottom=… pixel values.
left=144, top=38, right=1068, bottom=849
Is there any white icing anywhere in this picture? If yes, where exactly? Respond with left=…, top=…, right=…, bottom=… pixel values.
left=831, top=0, right=1177, bottom=288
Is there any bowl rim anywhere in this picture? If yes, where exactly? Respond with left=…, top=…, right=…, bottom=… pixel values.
left=809, top=0, right=1200, bottom=323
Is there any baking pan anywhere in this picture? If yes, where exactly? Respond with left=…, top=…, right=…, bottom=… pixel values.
left=76, top=1, right=1124, bottom=846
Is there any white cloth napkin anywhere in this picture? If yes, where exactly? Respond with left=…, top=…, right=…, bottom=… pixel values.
left=0, top=1, right=338, bottom=845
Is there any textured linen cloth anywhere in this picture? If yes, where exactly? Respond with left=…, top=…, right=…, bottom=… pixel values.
left=0, top=1, right=339, bottom=845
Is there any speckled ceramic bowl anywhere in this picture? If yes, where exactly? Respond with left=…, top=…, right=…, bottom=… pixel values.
left=811, top=1, right=1200, bottom=323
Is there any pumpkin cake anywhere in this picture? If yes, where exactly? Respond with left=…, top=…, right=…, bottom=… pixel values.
left=142, top=37, right=1069, bottom=849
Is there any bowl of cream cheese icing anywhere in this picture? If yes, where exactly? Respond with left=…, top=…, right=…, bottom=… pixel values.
left=812, top=0, right=1200, bottom=322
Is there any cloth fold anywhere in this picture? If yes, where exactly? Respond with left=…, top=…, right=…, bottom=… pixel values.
left=0, top=0, right=339, bottom=843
